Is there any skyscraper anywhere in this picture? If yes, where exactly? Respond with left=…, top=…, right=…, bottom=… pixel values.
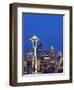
left=57, top=51, right=63, bottom=73
left=49, top=46, right=56, bottom=73
left=27, top=49, right=34, bottom=74
left=37, top=42, right=42, bottom=72
left=37, top=42, right=42, bottom=59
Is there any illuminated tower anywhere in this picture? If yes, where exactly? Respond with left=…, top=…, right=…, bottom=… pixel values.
left=37, top=42, right=42, bottom=72
left=37, top=42, right=42, bottom=59
left=30, top=35, right=39, bottom=73
left=50, top=45, right=56, bottom=65
left=57, top=51, right=62, bottom=61
left=49, top=45, right=56, bottom=73
left=57, top=51, right=63, bottom=73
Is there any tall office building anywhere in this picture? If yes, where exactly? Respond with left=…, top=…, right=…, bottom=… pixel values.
left=50, top=46, right=56, bottom=63
left=27, top=49, right=34, bottom=74
left=57, top=51, right=63, bottom=73
left=37, top=42, right=42, bottom=58
left=57, top=51, right=62, bottom=61
left=49, top=46, right=56, bottom=73
left=37, top=42, right=42, bottom=72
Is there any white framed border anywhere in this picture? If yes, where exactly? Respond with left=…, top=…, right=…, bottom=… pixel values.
left=17, top=7, right=70, bottom=83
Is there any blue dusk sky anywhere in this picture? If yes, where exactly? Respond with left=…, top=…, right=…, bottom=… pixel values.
left=23, top=13, right=63, bottom=54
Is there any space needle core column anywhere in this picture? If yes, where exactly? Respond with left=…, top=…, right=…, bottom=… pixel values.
left=30, top=35, right=39, bottom=73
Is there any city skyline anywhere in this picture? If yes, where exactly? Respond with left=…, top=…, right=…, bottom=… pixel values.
left=23, top=43, right=63, bottom=74
left=24, top=42, right=63, bottom=58
left=23, top=13, right=63, bottom=74
left=24, top=42, right=63, bottom=60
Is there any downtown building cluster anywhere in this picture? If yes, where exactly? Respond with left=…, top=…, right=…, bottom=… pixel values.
left=24, top=42, right=63, bottom=74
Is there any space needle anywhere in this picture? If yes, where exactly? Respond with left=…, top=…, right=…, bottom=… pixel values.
left=30, top=35, right=39, bottom=73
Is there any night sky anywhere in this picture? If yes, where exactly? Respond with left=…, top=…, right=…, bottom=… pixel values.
left=23, top=13, right=63, bottom=54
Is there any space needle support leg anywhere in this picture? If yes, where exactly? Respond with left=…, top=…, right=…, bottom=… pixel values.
left=34, top=47, right=37, bottom=73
